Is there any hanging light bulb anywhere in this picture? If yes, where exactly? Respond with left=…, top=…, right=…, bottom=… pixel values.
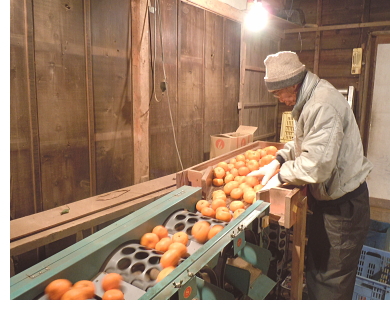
left=245, top=0, right=269, bottom=31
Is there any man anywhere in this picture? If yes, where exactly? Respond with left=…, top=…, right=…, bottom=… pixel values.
left=248, top=51, right=372, bottom=299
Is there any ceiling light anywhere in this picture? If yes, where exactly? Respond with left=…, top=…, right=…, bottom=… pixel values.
left=245, top=0, right=269, bottom=31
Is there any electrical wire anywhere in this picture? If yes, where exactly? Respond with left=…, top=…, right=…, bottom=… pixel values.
left=151, top=0, right=184, bottom=172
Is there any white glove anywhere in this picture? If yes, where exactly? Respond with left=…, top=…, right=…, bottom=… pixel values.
left=261, top=174, right=282, bottom=191
left=247, top=159, right=280, bottom=185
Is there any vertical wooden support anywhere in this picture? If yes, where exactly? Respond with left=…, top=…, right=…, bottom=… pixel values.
left=131, top=0, right=150, bottom=184
left=24, top=0, right=43, bottom=214
left=313, top=0, right=322, bottom=75
left=290, top=194, right=307, bottom=300
left=83, top=0, right=97, bottom=196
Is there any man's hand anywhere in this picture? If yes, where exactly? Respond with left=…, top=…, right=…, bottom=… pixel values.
left=247, top=159, right=280, bottom=185
left=261, top=174, right=282, bottom=191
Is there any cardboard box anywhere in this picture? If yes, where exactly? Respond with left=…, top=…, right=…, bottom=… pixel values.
left=210, top=126, right=257, bottom=158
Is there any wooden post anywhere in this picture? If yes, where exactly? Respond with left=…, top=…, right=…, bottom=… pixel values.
left=290, top=194, right=307, bottom=300
left=131, top=0, right=150, bottom=184
left=313, top=0, right=322, bottom=75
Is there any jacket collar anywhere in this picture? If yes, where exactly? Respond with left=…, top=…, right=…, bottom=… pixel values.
left=291, top=71, right=320, bottom=121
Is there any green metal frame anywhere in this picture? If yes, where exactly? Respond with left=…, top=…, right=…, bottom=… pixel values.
left=10, top=186, right=271, bottom=300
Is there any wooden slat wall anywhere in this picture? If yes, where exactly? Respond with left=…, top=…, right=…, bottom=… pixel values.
left=91, top=0, right=134, bottom=194
left=281, top=0, right=390, bottom=141
left=149, top=0, right=179, bottom=179
left=241, top=29, right=280, bottom=141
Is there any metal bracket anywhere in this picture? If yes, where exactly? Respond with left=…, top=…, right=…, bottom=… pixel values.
left=26, top=267, right=49, bottom=279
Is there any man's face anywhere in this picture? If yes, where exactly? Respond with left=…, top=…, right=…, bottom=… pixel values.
left=270, top=85, right=298, bottom=106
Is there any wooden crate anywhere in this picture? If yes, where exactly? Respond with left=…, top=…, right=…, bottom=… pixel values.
left=176, top=141, right=307, bottom=228
left=176, top=141, right=285, bottom=198
left=256, top=185, right=307, bottom=229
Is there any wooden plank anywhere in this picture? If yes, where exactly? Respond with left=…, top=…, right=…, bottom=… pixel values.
left=181, top=0, right=245, bottom=22
left=222, top=18, right=241, bottom=133
left=10, top=187, right=176, bottom=257
left=131, top=0, right=150, bottom=183
left=33, top=0, right=90, bottom=210
left=149, top=0, right=179, bottom=179
left=204, top=11, right=224, bottom=155
left=178, top=2, right=205, bottom=168
left=83, top=0, right=96, bottom=196
left=91, top=0, right=134, bottom=193
left=10, top=0, right=42, bottom=218
left=285, top=21, right=390, bottom=34
left=290, top=193, right=307, bottom=300
left=10, top=174, right=176, bottom=241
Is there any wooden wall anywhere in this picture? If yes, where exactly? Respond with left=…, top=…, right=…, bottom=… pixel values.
left=149, top=1, right=242, bottom=179
left=10, top=0, right=242, bottom=222
left=279, top=0, right=390, bottom=139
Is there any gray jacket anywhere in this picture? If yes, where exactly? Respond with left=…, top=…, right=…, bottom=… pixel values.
left=277, top=71, right=373, bottom=201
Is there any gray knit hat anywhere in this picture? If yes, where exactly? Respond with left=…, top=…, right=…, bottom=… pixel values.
left=264, top=51, right=306, bottom=91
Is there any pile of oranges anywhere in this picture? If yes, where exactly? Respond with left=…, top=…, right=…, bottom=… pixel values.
left=198, top=146, right=279, bottom=222
left=44, top=272, right=124, bottom=300
left=140, top=225, right=188, bottom=282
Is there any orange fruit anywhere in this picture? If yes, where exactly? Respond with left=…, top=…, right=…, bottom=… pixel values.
left=233, top=208, right=246, bottom=219
left=227, top=163, right=235, bottom=170
left=238, top=166, right=250, bottom=176
left=246, top=150, right=261, bottom=161
left=224, top=173, right=235, bottom=183
left=215, top=208, right=232, bottom=222
left=73, top=280, right=95, bottom=299
left=229, top=158, right=237, bottom=164
left=152, top=225, right=169, bottom=239
left=234, top=160, right=246, bottom=169
left=156, top=266, right=176, bottom=283
left=214, top=167, right=226, bottom=179
left=45, top=278, right=72, bottom=300
left=234, top=176, right=246, bottom=184
left=102, top=289, right=124, bottom=300
left=155, top=237, right=173, bottom=252
left=229, top=168, right=239, bottom=177
left=260, top=155, right=275, bottom=167
left=213, top=192, right=227, bottom=201
left=101, top=273, right=122, bottom=292
left=254, top=184, right=264, bottom=192
left=168, top=242, right=188, bottom=258
left=201, top=206, right=216, bottom=218
left=223, top=181, right=239, bottom=195
left=265, top=145, right=278, bottom=156
left=140, top=232, right=160, bottom=249
left=259, top=148, right=267, bottom=158
left=211, top=198, right=226, bottom=211
left=196, top=199, right=210, bottom=212
left=160, top=249, right=181, bottom=268
left=236, top=154, right=246, bottom=162
left=191, top=221, right=211, bottom=244
left=230, top=187, right=244, bottom=200
left=245, top=176, right=260, bottom=188
left=246, top=159, right=260, bottom=171
left=212, top=178, right=224, bottom=186
left=229, top=200, right=245, bottom=212
left=243, top=189, right=256, bottom=204
left=207, top=225, right=224, bottom=240
left=217, top=161, right=229, bottom=171
left=60, top=288, right=88, bottom=300
left=172, top=231, right=189, bottom=245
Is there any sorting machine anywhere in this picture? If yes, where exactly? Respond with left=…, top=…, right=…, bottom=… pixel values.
left=10, top=186, right=276, bottom=300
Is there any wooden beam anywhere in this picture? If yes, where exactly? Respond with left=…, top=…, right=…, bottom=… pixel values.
left=10, top=187, right=176, bottom=257
left=83, top=0, right=97, bottom=196
left=131, top=0, right=150, bottom=184
left=285, top=21, right=390, bottom=34
left=10, top=174, right=176, bottom=241
left=181, top=0, right=245, bottom=22
left=313, top=0, right=322, bottom=75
